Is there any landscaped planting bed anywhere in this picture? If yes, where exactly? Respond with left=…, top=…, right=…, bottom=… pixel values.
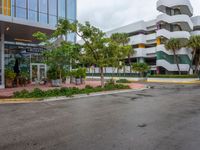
left=13, top=83, right=130, bottom=98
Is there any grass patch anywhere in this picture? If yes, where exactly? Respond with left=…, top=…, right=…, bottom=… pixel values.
left=13, top=83, right=130, bottom=98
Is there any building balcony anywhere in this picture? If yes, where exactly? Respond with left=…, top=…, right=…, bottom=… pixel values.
left=129, top=34, right=146, bottom=45
left=134, top=47, right=156, bottom=58
left=156, top=29, right=190, bottom=40
left=157, top=14, right=193, bottom=31
left=129, top=33, right=156, bottom=45
left=156, top=45, right=192, bottom=56
left=157, top=0, right=193, bottom=17
left=157, top=60, right=190, bottom=71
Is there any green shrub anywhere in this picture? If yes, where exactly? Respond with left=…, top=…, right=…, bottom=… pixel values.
left=13, top=84, right=130, bottom=98
left=107, top=79, right=115, bottom=85
left=116, top=79, right=131, bottom=83
left=5, top=69, right=16, bottom=80
left=148, top=74, right=198, bottom=78
left=85, top=85, right=94, bottom=89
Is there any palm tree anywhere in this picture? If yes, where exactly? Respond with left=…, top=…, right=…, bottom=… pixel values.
left=187, top=35, right=200, bottom=74
left=111, top=33, right=135, bottom=73
left=165, top=38, right=182, bottom=75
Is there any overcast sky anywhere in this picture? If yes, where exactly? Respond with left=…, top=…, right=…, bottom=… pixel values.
left=77, top=0, right=200, bottom=32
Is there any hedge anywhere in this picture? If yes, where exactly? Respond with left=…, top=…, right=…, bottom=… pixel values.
left=148, top=74, right=198, bottom=78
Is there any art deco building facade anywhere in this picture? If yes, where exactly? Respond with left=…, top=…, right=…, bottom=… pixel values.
left=107, top=0, right=200, bottom=75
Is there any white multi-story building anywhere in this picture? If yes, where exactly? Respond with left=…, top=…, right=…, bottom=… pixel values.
left=107, top=0, right=200, bottom=75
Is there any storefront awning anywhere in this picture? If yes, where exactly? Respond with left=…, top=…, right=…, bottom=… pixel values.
left=0, top=15, right=55, bottom=44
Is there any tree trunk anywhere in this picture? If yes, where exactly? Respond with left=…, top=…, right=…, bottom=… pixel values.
left=173, top=50, right=181, bottom=75
left=195, top=54, right=200, bottom=75
left=100, top=67, right=105, bottom=88
left=128, top=55, right=132, bottom=73
left=188, top=49, right=196, bottom=74
left=194, top=55, right=199, bottom=75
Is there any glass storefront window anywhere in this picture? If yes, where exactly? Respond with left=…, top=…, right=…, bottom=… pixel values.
left=67, top=0, right=76, bottom=21
left=58, top=0, right=66, bottom=19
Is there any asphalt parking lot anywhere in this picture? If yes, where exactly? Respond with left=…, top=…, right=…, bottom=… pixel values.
left=0, top=83, right=200, bottom=150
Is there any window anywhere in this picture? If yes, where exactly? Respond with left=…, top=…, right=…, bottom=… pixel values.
left=39, top=0, right=48, bottom=24
left=29, top=11, right=37, bottom=22
left=28, top=0, right=38, bottom=22
left=58, top=0, right=66, bottom=19
left=49, top=0, right=57, bottom=16
left=49, top=15, right=57, bottom=26
left=16, top=0, right=26, bottom=19
left=67, top=0, right=76, bottom=21
left=39, top=0, right=47, bottom=13
left=49, top=0, right=57, bottom=26
left=28, top=0, right=37, bottom=11
left=11, top=0, right=14, bottom=16
left=67, top=33, right=76, bottom=43
left=40, top=13, right=47, bottom=24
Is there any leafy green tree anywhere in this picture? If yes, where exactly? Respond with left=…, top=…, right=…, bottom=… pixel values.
left=74, top=22, right=130, bottom=87
left=165, top=38, right=182, bottom=75
left=132, top=63, right=150, bottom=77
left=111, top=33, right=134, bottom=72
left=33, top=32, right=81, bottom=81
left=187, top=35, right=200, bottom=74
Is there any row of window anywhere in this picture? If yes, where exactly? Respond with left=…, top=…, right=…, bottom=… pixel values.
left=1, top=0, right=76, bottom=26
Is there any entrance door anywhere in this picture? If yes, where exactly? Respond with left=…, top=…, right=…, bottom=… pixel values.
left=30, top=63, right=47, bottom=84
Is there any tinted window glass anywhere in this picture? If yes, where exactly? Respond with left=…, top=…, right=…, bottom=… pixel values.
left=49, top=0, right=57, bottom=15
left=67, top=0, right=76, bottom=21
left=58, top=0, right=65, bottom=19
left=16, top=0, right=26, bottom=19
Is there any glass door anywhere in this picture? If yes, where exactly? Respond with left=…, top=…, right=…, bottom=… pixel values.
left=30, top=63, right=47, bottom=84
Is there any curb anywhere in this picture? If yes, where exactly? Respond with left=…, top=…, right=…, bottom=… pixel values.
left=147, top=80, right=200, bottom=84
left=0, top=87, right=148, bottom=104
left=43, top=87, right=148, bottom=102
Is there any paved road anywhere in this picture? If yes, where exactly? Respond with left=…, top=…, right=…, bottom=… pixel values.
left=0, top=83, right=200, bottom=150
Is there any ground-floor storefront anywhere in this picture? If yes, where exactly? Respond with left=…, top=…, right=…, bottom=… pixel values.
left=0, top=40, right=48, bottom=88
left=0, top=17, right=54, bottom=89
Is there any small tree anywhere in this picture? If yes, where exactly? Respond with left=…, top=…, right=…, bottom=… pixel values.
left=48, top=19, right=132, bottom=87
left=111, top=33, right=134, bottom=72
left=33, top=32, right=81, bottom=81
left=165, top=38, right=182, bottom=75
left=132, top=63, right=149, bottom=77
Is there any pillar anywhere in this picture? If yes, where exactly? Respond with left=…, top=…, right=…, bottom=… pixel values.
left=156, top=38, right=161, bottom=46
left=0, top=25, right=5, bottom=88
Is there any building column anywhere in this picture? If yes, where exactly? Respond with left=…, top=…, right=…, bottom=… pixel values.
left=138, top=58, right=144, bottom=63
left=0, top=25, right=5, bottom=89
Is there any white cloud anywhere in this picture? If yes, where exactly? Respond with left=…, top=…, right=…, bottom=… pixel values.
left=77, top=0, right=200, bottom=31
